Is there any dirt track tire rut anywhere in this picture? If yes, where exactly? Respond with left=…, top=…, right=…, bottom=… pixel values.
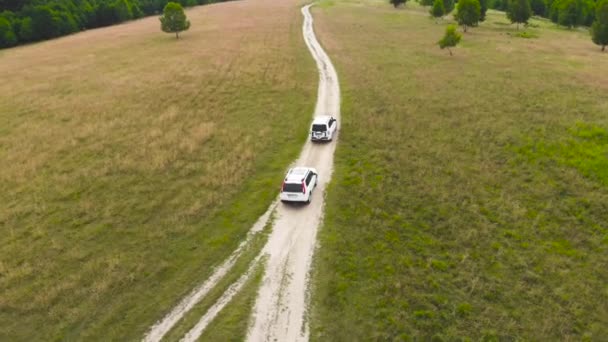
left=245, top=4, right=341, bottom=341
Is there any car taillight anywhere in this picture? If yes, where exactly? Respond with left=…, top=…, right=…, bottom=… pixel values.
left=301, top=181, right=306, bottom=194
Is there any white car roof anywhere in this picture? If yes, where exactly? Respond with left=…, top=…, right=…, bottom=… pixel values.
left=285, top=167, right=315, bottom=183
left=312, top=115, right=333, bottom=124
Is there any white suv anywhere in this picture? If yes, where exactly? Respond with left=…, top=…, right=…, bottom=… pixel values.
left=310, top=115, right=337, bottom=142
left=280, top=167, right=318, bottom=204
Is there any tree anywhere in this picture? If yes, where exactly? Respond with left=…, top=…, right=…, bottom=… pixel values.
left=431, top=0, right=445, bottom=18
left=491, top=0, right=509, bottom=11
left=530, top=0, right=546, bottom=16
left=479, top=0, right=489, bottom=21
left=456, top=0, right=481, bottom=31
left=113, top=0, right=134, bottom=22
left=438, top=24, right=462, bottom=55
left=29, top=6, right=62, bottom=40
left=443, top=0, right=455, bottom=14
left=160, top=2, right=190, bottom=38
left=507, top=0, right=532, bottom=29
left=592, top=0, right=608, bottom=51
left=0, top=17, right=17, bottom=47
left=421, top=0, right=435, bottom=6
left=390, top=0, right=407, bottom=7
left=16, top=17, right=33, bottom=41
left=557, top=0, right=582, bottom=27
left=582, top=0, right=597, bottom=26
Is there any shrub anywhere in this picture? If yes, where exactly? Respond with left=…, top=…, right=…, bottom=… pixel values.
left=438, top=24, right=462, bottom=55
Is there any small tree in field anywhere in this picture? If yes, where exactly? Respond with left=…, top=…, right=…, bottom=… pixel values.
left=592, top=0, right=608, bottom=51
left=443, top=0, right=455, bottom=14
left=455, top=0, right=481, bottom=32
left=160, top=2, right=190, bottom=39
left=439, top=24, right=462, bottom=55
left=507, top=0, right=532, bottom=29
left=390, top=0, right=407, bottom=7
left=431, top=0, right=446, bottom=19
left=421, top=0, right=435, bottom=7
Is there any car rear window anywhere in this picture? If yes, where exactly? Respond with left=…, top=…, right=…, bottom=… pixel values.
left=283, top=183, right=303, bottom=192
left=312, top=124, right=327, bottom=132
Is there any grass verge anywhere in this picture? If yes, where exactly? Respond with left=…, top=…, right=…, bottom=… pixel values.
left=311, top=1, right=608, bottom=340
left=160, top=215, right=271, bottom=341
left=197, top=259, right=265, bottom=341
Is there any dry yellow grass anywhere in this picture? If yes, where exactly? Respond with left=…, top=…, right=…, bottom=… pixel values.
left=0, top=0, right=314, bottom=340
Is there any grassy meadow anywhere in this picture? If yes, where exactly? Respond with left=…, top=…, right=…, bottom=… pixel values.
left=0, top=0, right=314, bottom=340
left=312, top=1, right=608, bottom=340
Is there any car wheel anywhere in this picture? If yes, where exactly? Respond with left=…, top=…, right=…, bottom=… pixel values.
left=306, top=192, right=312, bottom=204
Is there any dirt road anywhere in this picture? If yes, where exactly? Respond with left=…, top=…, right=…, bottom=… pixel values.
left=245, top=4, right=341, bottom=341
left=142, top=4, right=339, bottom=341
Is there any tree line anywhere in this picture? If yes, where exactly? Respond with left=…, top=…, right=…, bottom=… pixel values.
left=391, top=0, right=608, bottom=50
left=490, top=0, right=598, bottom=28
left=401, top=0, right=605, bottom=29
left=0, top=0, right=218, bottom=48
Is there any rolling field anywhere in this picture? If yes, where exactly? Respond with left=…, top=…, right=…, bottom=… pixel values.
left=0, top=0, right=315, bottom=340
left=311, top=1, right=608, bottom=340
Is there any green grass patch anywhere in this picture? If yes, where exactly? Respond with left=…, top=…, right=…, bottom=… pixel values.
left=516, top=123, right=608, bottom=186
left=510, top=30, right=539, bottom=38
left=161, top=216, right=271, bottom=341
left=198, top=260, right=265, bottom=341
left=311, top=1, right=608, bottom=340
left=317, top=0, right=337, bottom=9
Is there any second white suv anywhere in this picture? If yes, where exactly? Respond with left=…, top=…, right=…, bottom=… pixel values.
left=310, top=115, right=337, bottom=142
left=280, top=167, right=318, bottom=204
